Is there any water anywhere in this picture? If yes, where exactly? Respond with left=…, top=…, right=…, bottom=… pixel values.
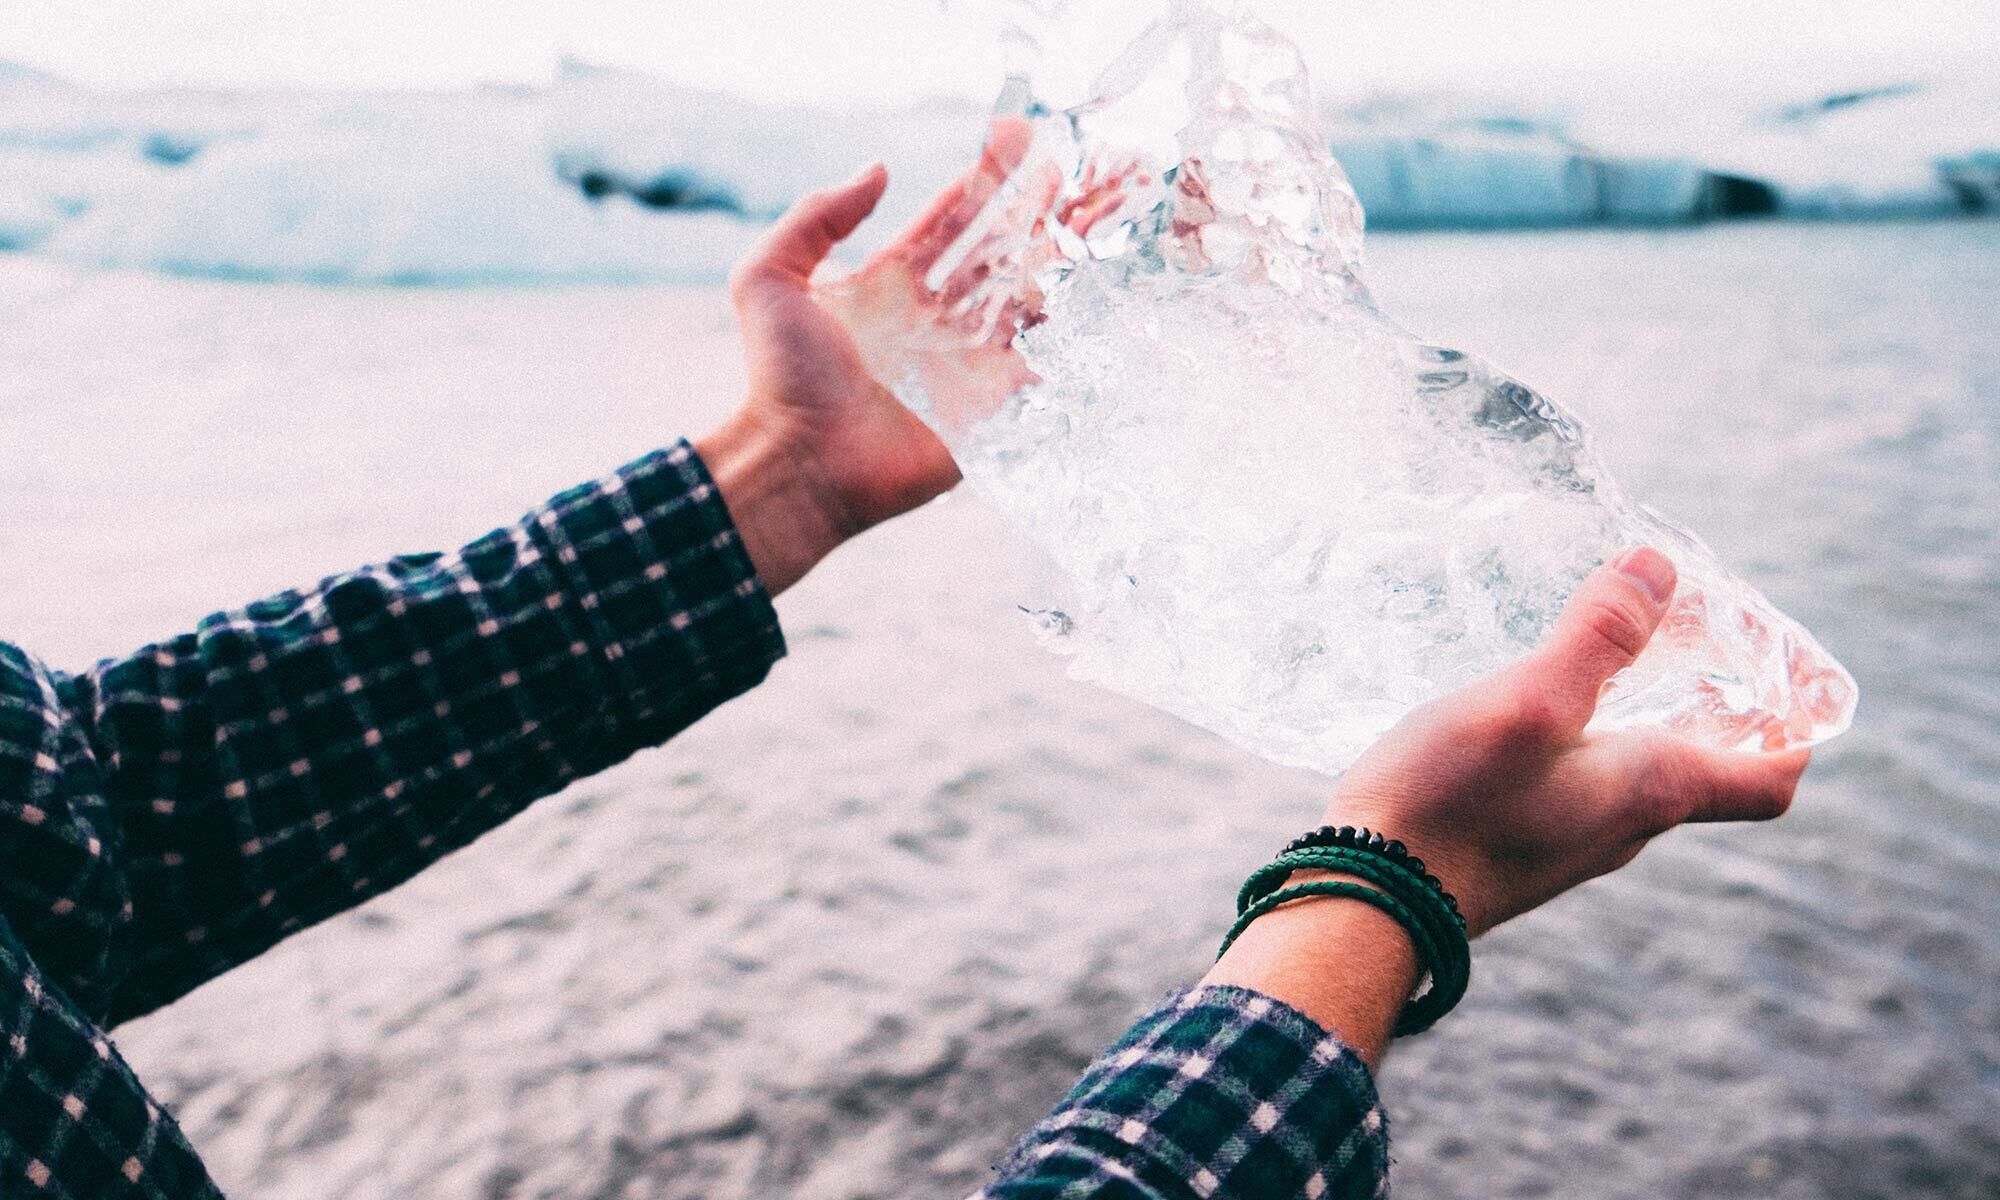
left=1, top=219, right=1995, bottom=1197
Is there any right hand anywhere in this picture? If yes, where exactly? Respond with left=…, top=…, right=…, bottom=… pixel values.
left=1326, top=547, right=1812, bottom=938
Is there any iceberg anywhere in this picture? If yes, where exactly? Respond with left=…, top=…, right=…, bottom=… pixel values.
left=549, top=61, right=983, bottom=233
left=1325, top=125, right=1767, bottom=228
left=0, top=63, right=988, bottom=284
left=0, top=169, right=66, bottom=250
left=826, top=0, right=1857, bottom=772
left=1314, top=76, right=2000, bottom=228
left=39, top=93, right=772, bottom=285
left=1712, top=82, right=2000, bottom=217
left=0, top=50, right=1988, bottom=285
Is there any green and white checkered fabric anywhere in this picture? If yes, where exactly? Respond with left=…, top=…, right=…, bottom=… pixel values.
left=982, top=986, right=1389, bottom=1199
left=0, top=439, right=1392, bottom=1199
left=0, top=441, right=784, bottom=1196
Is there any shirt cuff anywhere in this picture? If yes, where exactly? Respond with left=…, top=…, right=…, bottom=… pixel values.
left=528, top=440, right=787, bottom=742
left=988, top=986, right=1389, bottom=1199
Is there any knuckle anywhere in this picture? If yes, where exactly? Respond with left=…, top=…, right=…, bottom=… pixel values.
left=794, top=185, right=838, bottom=213
left=728, top=261, right=781, bottom=304
left=1579, top=597, right=1652, bottom=661
left=977, top=142, right=1011, bottom=179
left=1457, top=707, right=1515, bottom=752
left=801, top=192, right=841, bottom=229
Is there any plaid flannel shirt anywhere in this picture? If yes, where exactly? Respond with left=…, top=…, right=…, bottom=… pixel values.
left=981, top=987, right=1389, bottom=1199
left=0, top=440, right=1389, bottom=1198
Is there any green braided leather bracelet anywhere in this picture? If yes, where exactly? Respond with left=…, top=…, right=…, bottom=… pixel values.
left=1219, top=825, right=1471, bottom=1036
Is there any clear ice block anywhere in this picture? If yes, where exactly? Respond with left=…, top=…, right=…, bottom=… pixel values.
left=825, top=1, right=1858, bottom=772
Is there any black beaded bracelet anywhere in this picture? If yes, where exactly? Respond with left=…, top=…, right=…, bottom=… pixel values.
left=1220, top=825, right=1472, bottom=1036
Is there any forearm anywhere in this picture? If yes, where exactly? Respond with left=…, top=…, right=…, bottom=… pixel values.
left=66, top=442, right=786, bottom=1023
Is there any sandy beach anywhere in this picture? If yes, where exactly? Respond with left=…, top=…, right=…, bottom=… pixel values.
left=2, top=220, right=1996, bottom=1198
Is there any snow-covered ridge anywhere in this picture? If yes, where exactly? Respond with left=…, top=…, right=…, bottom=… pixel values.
left=1, top=59, right=1992, bottom=284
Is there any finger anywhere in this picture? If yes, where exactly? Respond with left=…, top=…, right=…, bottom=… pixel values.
left=1065, top=185, right=1132, bottom=236
left=1515, top=547, right=1678, bottom=735
left=734, top=161, right=888, bottom=292
left=1672, top=744, right=1812, bottom=824
left=878, top=116, right=1033, bottom=275
left=936, top=259, right=991, bottom=312
left=1059, top=159, right=1139, bottom=235
left=936, top=162, right=1062, bottom=309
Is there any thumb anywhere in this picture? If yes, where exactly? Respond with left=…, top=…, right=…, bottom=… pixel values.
left=1520, top=547, right=1678, bottom=734
left=732, top=161, right=889, bottom=296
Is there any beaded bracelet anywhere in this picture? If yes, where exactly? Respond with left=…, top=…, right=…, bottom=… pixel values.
left=1218, top=825, right=1472, bottom=1036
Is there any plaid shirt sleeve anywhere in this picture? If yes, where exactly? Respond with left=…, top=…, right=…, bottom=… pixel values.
left=11, top=440, right=785, bottom=1028
left=0, top=441, right=782, bottom=1196
left=979, top=986, right=1391, bottom=1200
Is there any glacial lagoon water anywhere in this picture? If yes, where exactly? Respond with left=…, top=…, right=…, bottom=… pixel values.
left=1, top=219, right=1995, bottom=1196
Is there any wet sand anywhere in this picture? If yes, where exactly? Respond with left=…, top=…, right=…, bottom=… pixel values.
left=2, top=221, right=1995, bottom=1197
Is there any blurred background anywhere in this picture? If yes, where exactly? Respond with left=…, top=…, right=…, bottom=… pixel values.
left=2, top=2, right=1996, bottom=1197
left=4, top=0, right=1998, bottom=278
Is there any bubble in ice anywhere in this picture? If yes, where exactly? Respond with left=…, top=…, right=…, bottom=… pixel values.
left=825, top=0, right=1857, bottom=773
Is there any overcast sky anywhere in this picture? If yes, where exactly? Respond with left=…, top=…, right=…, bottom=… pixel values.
left=2, top=0, right=1994, bottom=103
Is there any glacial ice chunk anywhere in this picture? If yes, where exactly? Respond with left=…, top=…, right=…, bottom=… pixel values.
left=828, top=1, right=1857, bottom=772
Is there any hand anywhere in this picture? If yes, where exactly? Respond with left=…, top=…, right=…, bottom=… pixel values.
left=696, top=163, right=950, bottom=596
left=813, top=119, right=1044, bottom=444
left=818, top=121, right=1141, bottom=440
left=1328, top=547, right=1811, bottom=938
left=1205, top=548, right=1811, bottom=1061
left=698, top=123, right=1079, bottom=593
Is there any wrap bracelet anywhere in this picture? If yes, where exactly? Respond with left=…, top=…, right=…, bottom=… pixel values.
left=1218, top=825, right=1472, bottom=1036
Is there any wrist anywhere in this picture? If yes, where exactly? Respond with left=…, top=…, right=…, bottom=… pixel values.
left=1202, top=870, right=1421, bottom=1067
left=694, top=409, right=848, bottom=595
left=1323, top=802, right=1496, bottom=938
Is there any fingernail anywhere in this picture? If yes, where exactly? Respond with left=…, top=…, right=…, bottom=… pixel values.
left=850, top=160, right=885, bottom=185
left=1613, top=547, right=1676, bottom=604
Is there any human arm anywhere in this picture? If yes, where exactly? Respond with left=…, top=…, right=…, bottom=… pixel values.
left=984, top=550, right=1811, bottom=1197
left=0, top=450, right=784, bottom=1195
left=2, top=143, right=1034, bottom=1026
left=0, top=143, right=1046, bottom=1197
left=1204, top=548, right=1809, bottom=1062
left=29, top=444, right=784, bottom=1024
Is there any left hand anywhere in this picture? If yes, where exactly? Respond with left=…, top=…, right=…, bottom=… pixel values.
left=699, top=120, right=1142, bottom=594
left=696, top=126, right=1034, bottom=592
